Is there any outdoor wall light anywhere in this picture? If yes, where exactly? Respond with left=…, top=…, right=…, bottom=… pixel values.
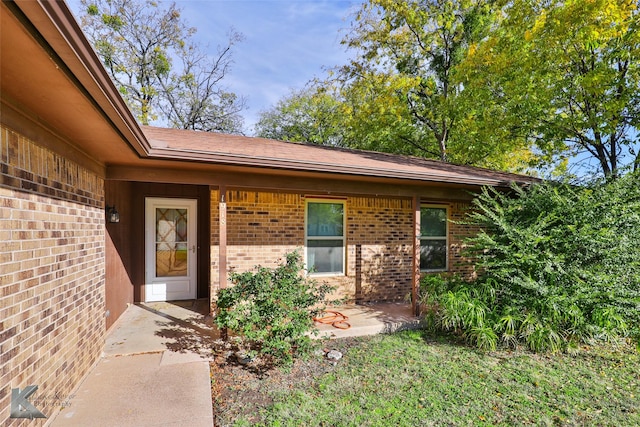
left=106, top=205, right=120, bottom=223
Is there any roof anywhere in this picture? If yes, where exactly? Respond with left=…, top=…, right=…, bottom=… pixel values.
left=3, top=0, right=538, bottom=190
left=142, top=126, right=538, bottom=188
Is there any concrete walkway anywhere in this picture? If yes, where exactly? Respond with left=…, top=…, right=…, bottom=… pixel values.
left=49, top=300, right=217, bottom=427
left=48, top=300, right=420, bottom=426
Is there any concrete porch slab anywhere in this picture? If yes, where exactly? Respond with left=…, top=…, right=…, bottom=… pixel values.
left=104, top=299, right=218, bottom=358
left=50, top=352, right=213, bottom=427
left=315, top=303, right=422, bottom=339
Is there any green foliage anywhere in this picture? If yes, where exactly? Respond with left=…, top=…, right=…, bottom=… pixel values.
left=342, top=0, right=500, bottom=163
left=461, top=0, right=640, bottom=177
left=258, top=0, right=638, bottom=177
left=86, top=3, right=99, bottom=15
left=80, top=0, right=246, bottom=132
left=256, top=0, right=537, bottom=172
left=421, top=172, right=640, bottom=352
left=215, top=251, right=337, bottom=365
left=254, top=86, right=344, bottom=146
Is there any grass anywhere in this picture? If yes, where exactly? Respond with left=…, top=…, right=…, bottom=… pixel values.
left=218, top=330, right=639, bottom=426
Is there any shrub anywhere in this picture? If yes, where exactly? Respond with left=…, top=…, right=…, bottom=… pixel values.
left=421, top=172, right=640, bottom=352
left=215, top=250, right=337, bottom=365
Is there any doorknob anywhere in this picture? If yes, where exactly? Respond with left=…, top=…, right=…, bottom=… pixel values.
left=191, top=245, right=196, bottom=253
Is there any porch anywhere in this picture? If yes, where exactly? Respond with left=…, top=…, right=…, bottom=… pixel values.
left=102, top=300, right=421, bottom=355
left=314, top=303, right=423, bottom=339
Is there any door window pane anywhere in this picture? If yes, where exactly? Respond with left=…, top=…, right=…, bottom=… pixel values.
left=156, top=208, right=189, bottom=277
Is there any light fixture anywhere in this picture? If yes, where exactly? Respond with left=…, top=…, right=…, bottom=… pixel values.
left=106, top=205, right=120, bottom=223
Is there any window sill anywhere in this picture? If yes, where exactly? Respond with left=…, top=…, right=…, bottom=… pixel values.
left=308, top=272, right=345, bottom=278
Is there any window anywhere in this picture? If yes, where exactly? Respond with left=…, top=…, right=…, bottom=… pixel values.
left=305, top=200, right=345, bottom=275
left=420, top=206, right=448, bottom=271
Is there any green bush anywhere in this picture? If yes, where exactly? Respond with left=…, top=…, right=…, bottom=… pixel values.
left=215, top=250, right=337, bottom=365
left=421, top=172, right=640, bottom=352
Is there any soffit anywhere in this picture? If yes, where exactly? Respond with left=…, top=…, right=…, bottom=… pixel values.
left=1, top=1, right=145, bottom=165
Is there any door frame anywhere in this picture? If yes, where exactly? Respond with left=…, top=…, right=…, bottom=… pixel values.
left=144, top=197, right=198, bottom=302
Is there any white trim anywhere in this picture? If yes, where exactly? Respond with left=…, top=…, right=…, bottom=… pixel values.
left=144, top=197, right=198, bottom=302
left=304, top=199, right=346, bottom=276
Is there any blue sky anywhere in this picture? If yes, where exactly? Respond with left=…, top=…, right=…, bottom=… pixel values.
left=68, top=0, right=360, bottom=133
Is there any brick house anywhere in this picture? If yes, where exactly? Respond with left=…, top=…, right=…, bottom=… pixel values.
left=0, top=1, right=536, bottom=424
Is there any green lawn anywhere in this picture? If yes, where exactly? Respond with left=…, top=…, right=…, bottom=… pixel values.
left=217, top=330, right=639, bottom=426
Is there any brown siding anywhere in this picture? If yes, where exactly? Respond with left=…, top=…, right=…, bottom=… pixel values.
left=104, top=181, right=134, bottom=330
left=0, top=124, right=105, bottom=425
left=124, top=182, right=211, bottom=303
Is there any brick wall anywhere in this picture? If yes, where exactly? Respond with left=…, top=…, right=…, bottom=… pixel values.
left=0, top=125, right=105, bottom=425
left=347, top=197, right=414, bottom=302
left=448, top=201, right=480, bottom=279
left=225, top=190, right=304, bottom=274
left=213, top=190, right=419, bottom=304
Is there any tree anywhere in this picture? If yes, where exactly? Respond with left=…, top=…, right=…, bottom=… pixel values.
left=80, top=0, right=246, bottom=132
left=157, top=29, right=246, bottom=132
left=256, top=0, right=535, bottom=172
left=461, top=0, right=640, bottom=178
left=333, top=69, right=430, bottom=156
left=254, top=75, right=423, bottom=156
left=254, top=86, right=344, bottom=146
left=340, top=0, right=510, bottom=165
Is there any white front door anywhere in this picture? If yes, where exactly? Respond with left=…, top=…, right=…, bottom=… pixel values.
left=145, top=198, right=197, bottom=302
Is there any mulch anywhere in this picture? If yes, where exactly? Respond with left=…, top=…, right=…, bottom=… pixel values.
left=210, top=337, right=361, bottom=426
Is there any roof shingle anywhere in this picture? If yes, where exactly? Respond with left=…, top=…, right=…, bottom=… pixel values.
left=142, top=126, right=539, bottom=187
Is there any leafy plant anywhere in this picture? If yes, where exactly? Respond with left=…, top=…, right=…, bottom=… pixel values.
left=421, top=172, right=640, bottom=352
left=215, top=250, right=337, bottom=365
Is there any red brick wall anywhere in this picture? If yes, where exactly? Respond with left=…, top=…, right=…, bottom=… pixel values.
left=0, top=125, right=105, bottom=425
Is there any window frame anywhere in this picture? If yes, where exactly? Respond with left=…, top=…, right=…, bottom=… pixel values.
left=304, top=198, right=346, bottom=276
left=419, top=204, right=449, bottom=272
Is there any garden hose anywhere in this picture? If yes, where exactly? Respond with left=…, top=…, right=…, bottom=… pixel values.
left=314, top=311, right=351, bottom=329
